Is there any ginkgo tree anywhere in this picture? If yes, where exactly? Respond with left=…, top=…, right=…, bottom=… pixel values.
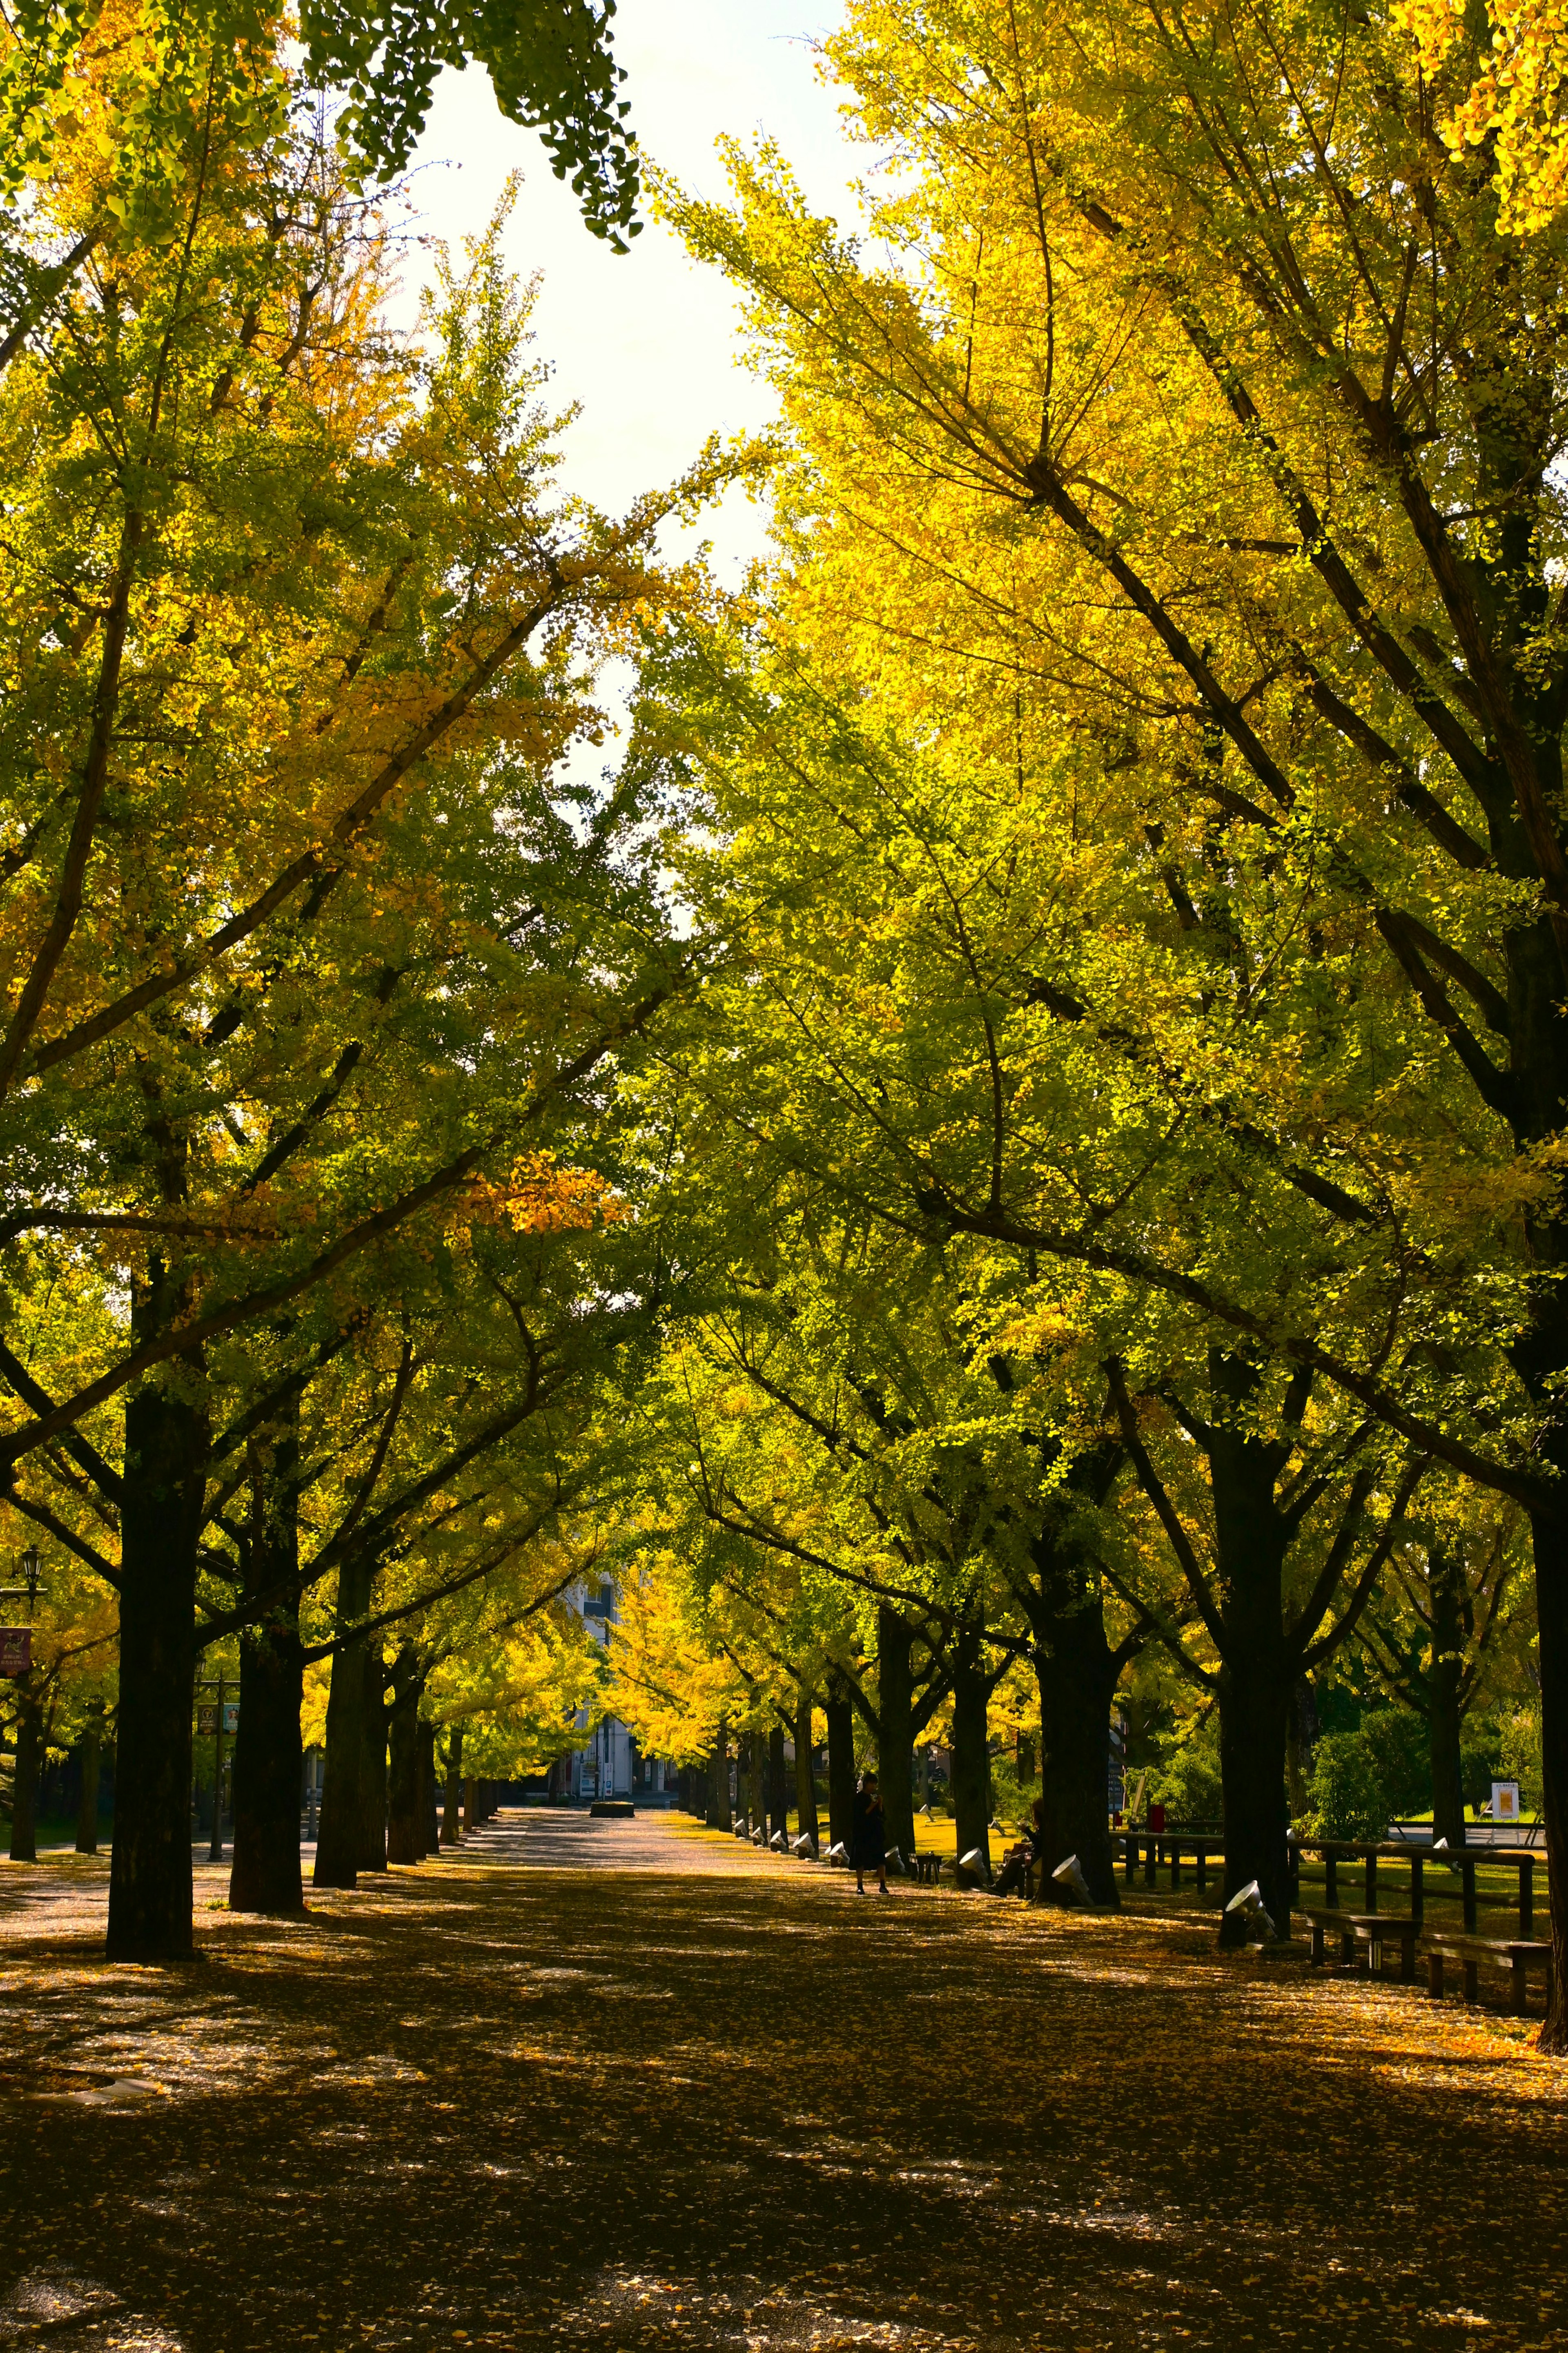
left=0, top=16, right=738, bottom=1959
left=654, top=0, right=1568, bottom=2042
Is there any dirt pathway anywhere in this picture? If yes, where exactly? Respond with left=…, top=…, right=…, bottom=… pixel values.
left=1, top=1811, right=1564, bottom=2350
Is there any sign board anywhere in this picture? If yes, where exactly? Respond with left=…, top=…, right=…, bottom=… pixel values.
left=223, top=1701, right=239, bottom=1734
left=0, top=1627, right=30, bottom=1676
left=1492, top=1780, right=1521, bottom=1824
left=197, top=1704, right=217, bottom=1736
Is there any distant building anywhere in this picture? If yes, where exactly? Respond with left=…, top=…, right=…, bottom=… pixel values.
left=560, top=1576, right=669, bottom=1802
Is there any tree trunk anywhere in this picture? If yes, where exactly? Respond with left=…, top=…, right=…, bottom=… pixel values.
left=1530, top=1507, right=1568, bottom=2049
left=107, top=1363, right=209, bottom=1961
left=463, top=1775, right=477, bottom=1833
left=768, top=1720, right=788, bottom=1837
left=793, top=1689, right=819, bottom=1842
left=1032, top=1596, right=1120, bottom=1908
left=742, top=1734, right=761, bottom=1835
left=704, top=1721, right=730, bottom=1829
left=74, top=1711, right=101, bottom=1854
left=312, top=1552, right=375, bottom=1891
left=1428, top=1561, right=1469, bottom=1850
left=1207, top=1364, right=1296, bottom=1946
left=359, top=1641, right=388, bottom=1871
left=9, top=1685, right=40, bottom=1862
left=385, top=1646, right=419, bottom=1865
left=1285, top=1675, right=1316, bottom=1822
left=229, top=1414, right=305, bottom=1916
left=417, top=1720, right=437, bottom=1858
left=875, top=1604, right=916, bottom=1864
left=825, top=1678, right=857, bottom=1853
left=1216, top=1655, right=1293, bottom=1944
left=441, top=1726, right=464, bottom=1844
left=228, top=1615, right=305, bottom=1913
left=951, top=1624, right=992, bottom=1877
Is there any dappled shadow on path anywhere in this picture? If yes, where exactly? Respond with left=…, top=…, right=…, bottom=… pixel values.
left=0, top=1812, right=1564, bottom=2350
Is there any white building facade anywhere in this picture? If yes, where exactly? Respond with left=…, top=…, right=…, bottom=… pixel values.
left=561, top=1577, right=669, bottom=1802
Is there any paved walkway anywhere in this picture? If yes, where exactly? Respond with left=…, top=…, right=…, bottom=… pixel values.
left=1, top=1811, right=1566, bottom=2349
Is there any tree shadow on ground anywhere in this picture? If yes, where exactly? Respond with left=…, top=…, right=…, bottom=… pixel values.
left=0, top=1821, right=1564, bottom=2349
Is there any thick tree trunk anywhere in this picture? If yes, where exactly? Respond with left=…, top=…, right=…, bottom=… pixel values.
left=704, top=1722, right=730, bottom=1829
left=417, top=1721, right=437, bottom=1858
left=744, top=1734, right=763, bottom=1835
left=950, top=1624, right=992, bottom=1877
left=1216, top=1657, right=1292, bottom=1944
left=359, top=1642, right=388, bottom=1871
left=1208, top=1369, right=1295, bottom=1947
left=9, top=1686, right=40, bottom=1862
left=793, top=1689, right=819, bottom=1842
left=825, top=1679, right=856, bottom=1853
left=1428, top=1561, right=1469, bottom=1850
left=1032, top=1596, right=1120, bottom=1908
left=1285, top=1676, right=1316, bottom=1821
left=312, top=1552, right=375, bottom=1891
left=107, top=1366, right=208, bottom=1961
left=463, top=1774, right=477, bottom=1833
left=75, top=1712, right=102, bottom=1854
left=875, top=1604, right=916, bottom=1864
left=385, top=1646, right=419, bottom=1865
left=441, top=1726, right=464, bottom=1844
left=228, top=1617, right=305, bottom=1913
left=1530, top=1508, right=1568, bottom=2049
left=229, top=1416, right=305, bottom=1916
left=768, top=1721, right=788, bottom=1838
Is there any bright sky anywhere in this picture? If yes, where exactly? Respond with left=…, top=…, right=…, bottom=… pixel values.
left=402, top=0, right=862, bottom=578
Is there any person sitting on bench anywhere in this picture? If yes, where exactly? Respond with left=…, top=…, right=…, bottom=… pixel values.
left=993, top=1796, right=1047, bottom=1898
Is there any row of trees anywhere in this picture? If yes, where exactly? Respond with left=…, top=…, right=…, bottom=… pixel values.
left=4, top=0, right=1568, bottom=2056
left=597, top=0, right=1568, bottom=2044
left=0, top=7, right=738, bottom=1951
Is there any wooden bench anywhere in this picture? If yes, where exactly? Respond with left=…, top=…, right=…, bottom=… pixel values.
left=1348, top=1914, right=1419, bottom=1983
left=1304, top=1908, right=1419, bottom=1982
left=1304, top=1906, right=1356, bottom=1967
left=1422, top=1934, right=1555, bottom=2015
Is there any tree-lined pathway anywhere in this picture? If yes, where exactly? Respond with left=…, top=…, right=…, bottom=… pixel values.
left=2, top=1814, right=1565, bottom=2349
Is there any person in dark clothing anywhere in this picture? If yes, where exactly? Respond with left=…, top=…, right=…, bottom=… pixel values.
left=996, top=1795, right=1049, bottom=1900
left=853, top=1769, right=887, bottom=1895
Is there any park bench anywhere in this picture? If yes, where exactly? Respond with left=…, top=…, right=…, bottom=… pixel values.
left=1303, top=1906, right=1356, bottom=1967
left=1421, top=1934, right=1555, bottom=2016
left=1303, top=1907, right=1419, bottom=1981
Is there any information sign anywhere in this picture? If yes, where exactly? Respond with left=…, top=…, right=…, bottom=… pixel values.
left=0, top=1627, right=30, bottom=1675
left=1492, top=1780, right=1521, bottom=1824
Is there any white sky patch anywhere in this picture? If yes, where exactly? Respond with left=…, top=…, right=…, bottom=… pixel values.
left=399, top=0, right=862, bottom=579
left=395, top=4, right=863, bottom=838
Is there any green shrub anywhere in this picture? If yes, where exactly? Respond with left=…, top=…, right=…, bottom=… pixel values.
left=1147, top=1714, right=1224, bottom=1825
left=1306, top=1729, right=1389, bottom=1840
left=1305, top=1708, right=1429, bottom=1838
left=1496, top=1708, right=1542, bottom=1813
left=1358, top=1708, right=1429, bottom=1820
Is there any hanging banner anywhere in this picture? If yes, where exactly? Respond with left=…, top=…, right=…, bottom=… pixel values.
left=197, top=1704, right=218, bottom=1735
left=223, top=1701, right=239, bottom=1734
left=0, top=1628, right=30, bottom=1675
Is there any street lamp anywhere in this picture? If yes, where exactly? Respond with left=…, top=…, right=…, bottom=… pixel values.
left=0, top=1541, right=45, bottom=1617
